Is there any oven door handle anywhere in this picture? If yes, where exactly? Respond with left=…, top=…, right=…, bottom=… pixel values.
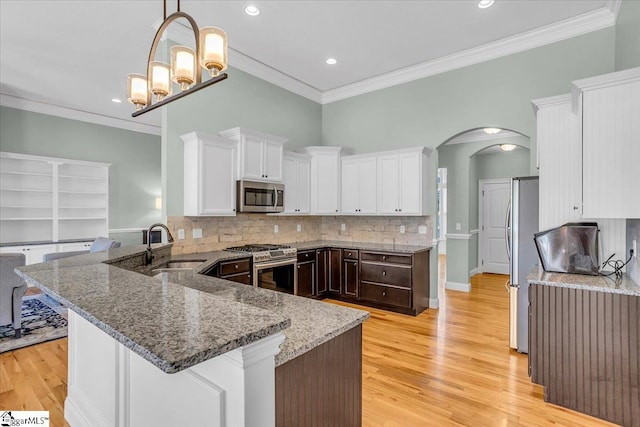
left=254, top=258, right=297, bottom=270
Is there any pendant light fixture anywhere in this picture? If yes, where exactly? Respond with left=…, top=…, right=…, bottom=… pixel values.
left=127, top=0, right=228, bottom=117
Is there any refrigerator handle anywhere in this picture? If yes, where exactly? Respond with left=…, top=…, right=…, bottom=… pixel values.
left=505, top=199, right=512, bottom=261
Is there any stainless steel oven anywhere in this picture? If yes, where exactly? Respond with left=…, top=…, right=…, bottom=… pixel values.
left=237, top=180, right=284, bottom=213
left=226, top=244, right=297, bottom=295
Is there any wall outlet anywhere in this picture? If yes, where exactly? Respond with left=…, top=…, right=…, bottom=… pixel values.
left=177, top=229, right=185, bottom=240
left=341, top=223, right=346, bottom=231
left=419, top=226, right=427, bottom=234
left=192, top=228, right=203, bottom=239
left=400, top=225, right=406, bottom=234
left=274, top=225, right=279, bottom=233
left=297, top=224, right=302, bottom=232
left=456, top=223, right=462, bottom=231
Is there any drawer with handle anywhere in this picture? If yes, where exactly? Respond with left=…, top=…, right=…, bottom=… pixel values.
left=219, top=258, right=251, bottom=276
left=360, top=251, right=411, bottom=265
left=360, top=263, right=411, bottom=288
left=359, top=282, right=411, bottom=308
left=342, top=249, right=359, bottom=260
left=223, top=272, right=252, bottom=285
left=297, top=250, right=316, bottom=263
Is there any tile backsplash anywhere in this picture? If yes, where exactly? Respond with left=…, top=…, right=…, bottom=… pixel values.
left=627, top=219, right=640, bottom=285
left=167, top=215, right=432, bottom=255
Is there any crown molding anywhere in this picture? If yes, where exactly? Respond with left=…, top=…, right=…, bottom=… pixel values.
left=321, top=6, right=617, bottom=104
left=0, top=94, right=161, bottom=136
left=163, top=22, right=323, bottom=104
left=605, top=0, right=622, bottom=19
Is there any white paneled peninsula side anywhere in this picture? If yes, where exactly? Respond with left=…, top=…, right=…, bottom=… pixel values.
left=16, top=245, right=368, bottom=427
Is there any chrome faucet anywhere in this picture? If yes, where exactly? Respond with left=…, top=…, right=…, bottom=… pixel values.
left=146, top=223, right=175, bottom=265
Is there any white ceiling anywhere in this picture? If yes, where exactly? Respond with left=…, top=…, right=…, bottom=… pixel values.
left=0, top=1, right=619, bottom=134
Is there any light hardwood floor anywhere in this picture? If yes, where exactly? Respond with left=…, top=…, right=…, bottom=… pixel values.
left=1, top=258, right=615, bottom=426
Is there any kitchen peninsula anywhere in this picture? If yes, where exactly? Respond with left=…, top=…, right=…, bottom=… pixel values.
left=16, top=244, right=369, bottom=427
left=527, top=267, right=640, bottom=426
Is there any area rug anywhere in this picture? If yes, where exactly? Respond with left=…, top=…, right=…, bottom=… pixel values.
left=0, top=294, right=68, bottom=353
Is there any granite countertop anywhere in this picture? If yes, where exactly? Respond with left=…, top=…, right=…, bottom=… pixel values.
left=289, top=240, right=432, bottom=254
left=527, top=265, right=640, bottom=297
left=16, top=244, right=369, bottom=373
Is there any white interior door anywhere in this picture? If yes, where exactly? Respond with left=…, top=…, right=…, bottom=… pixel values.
left=481, top=181, right=510, bottom=274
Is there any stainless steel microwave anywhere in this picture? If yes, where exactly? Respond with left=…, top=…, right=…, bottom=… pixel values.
left=237, top=180, right=284, bottom=213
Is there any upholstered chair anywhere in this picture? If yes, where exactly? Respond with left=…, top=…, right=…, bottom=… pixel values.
left=42, top=237, right=122, bottom=262
left=0, top=253, right=28, bottom=338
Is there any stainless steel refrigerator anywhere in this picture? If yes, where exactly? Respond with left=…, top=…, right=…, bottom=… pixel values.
left=506, top=176, right=539, bottom=354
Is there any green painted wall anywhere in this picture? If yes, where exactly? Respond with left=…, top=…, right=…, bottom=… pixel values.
left=615, top=0, right=640, bottom=71
left=163, top=66, right=323, bottom=216
left=0, top=106, right=161, bottom=245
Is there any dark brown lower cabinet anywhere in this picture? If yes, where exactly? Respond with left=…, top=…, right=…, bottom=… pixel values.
left=296, top=260, right=315, bottom=297
left=328, top=248, right=342, bottom=294
left=529, top=284, right=640, bottom=426
left=315, top=249, right=328, bottom=296
left=343, top=258, right=359, bottom=297
left=275, top=325, right=362, bottom=427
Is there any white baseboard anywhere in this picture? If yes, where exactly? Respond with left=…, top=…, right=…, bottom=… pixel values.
left=428, top=298, right=439, bottom=309
left=446, top=281, right=471, bottom=292
left=469, top=268, right=478, bottom=277
left=65, top=393, right=110, bottom=427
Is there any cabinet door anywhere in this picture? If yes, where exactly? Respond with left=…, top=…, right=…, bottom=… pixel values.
left=328, top=248, right=342, bottom=293
left=358, top=157, right=377, bottom=214
left=315, top=249, right=328, bottom=296
left=398, top=153, right=421, bottom=214
left=58, top=241, right=92, bottom=252
left=1, top=244, right=58, bottom=265
left=377, top=155, right=399, bottom=214
left=343, top=259, right=359, bottom=297
left=297, top=260, right=315, bottom=297
left=341, top=159, right=359, bottom=214
left=582, top=81, right=640, bottom=218
left=315, top=152, right=340, bottom=214
left=241, top=135, right=264, bottom=180
left=296, top=159, right=311, bottom=213
left=199, top=141, right=236, bottom=215
left=264, top=141, right=283, bottom=181
left=282, top=157, right=298, bottom=213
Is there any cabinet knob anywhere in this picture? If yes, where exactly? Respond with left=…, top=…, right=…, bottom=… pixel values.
left=573, top=206, right=579, bottom=210
left=336, top=209, right=338, bottom=212
left=382, top=291, right=387, bottom=296
left=382, top=271, right=387, bottom=276
left=298, top=265, right=300, bottom=269
left=306, top=253, right=310, bottom=258
left=235, top=265, right=239, bottom=269
left=382, top=255, right=387, bottom=260
left=348, top=252, right=352, bottom=256
left=399, top=209, right=402, bottom=212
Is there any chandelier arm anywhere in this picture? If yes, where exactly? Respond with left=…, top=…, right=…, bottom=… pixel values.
left=144, top=11, right=202, bottom=106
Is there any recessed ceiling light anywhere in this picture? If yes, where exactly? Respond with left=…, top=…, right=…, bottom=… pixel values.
left=112, top=98, right=122, bottom=103
left=245, top=5, right=260, bottom=16
left=478, top=0, right=495, bottom=9
left=483, top=127, right=501, bottom=134
left=500, top=144, right=516, bottom=152
left=326, top=58, right=337, bottom=65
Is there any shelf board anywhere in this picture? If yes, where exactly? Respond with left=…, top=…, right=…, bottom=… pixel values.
left=59, top=217, right=107, bottom=221
left=1, top=217, right=53, bottom=221
left=0, top=170, right=52, bottom=177
left=59, top=206, right=107, bottom=209
left=1, top=205, right=52, bottom=209
left=58, top=191, right=107, bottom=195
left=0, top=188, right=52, bottom=193
left=58, top=174, right=107, bottom=181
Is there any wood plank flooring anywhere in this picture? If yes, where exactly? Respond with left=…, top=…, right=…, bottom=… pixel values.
left=1, top=258, right=616, bottom=426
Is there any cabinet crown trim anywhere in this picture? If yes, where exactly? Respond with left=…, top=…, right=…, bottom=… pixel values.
left=218, top=127, right=289, bottom=144
left=283, top=151, right=311, bottom=161
left=531, top=93, right=572, bottom=112
left=179, top=131, right=238, bottom=146
left=296, top=146, right=343, bottom=155
left=342, top=146, right=432, bottom=160
left=572, top=66, right=640, bottom=93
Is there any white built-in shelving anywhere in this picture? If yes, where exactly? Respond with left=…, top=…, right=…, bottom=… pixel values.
left=0, top=152, right=110, bottom=244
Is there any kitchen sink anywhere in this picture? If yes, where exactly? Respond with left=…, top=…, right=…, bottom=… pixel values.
left=147, top=259, right=206, bottom=276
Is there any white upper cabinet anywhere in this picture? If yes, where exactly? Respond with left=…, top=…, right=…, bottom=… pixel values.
left=219, top=127, right=287, bottom=182
left=377, top=148, right=430, bottom=215
left=181, top=132, right=237, bottom=216
left=282, top=152, right=311, bottom=214
left=532, top=94, right=582, bottom=230
left=341, top=156, right=377, bottom=215
left=296, top=147, right=342, bottom=215
left=573, top=67, right=640, bottom=219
